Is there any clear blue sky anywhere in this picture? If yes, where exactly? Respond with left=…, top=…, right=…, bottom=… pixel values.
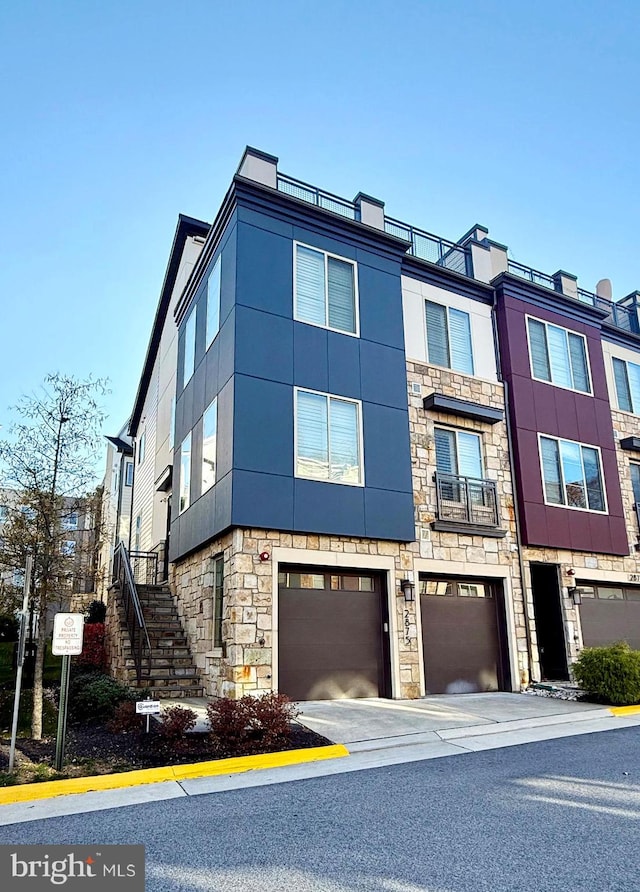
left=1, top=0, right=639, bottom=468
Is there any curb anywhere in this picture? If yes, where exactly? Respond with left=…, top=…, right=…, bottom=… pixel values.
left=0, top=744, right=349, bottom=806
left=609, top=705, right=640, bottom=716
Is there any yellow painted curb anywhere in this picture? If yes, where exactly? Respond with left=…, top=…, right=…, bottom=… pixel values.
left=0, top=744, right=349, bottom=806
left=609, top=705, right=640, bottom=716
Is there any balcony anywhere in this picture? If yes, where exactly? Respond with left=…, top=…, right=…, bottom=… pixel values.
left=432, top=472, right=506, bottom=537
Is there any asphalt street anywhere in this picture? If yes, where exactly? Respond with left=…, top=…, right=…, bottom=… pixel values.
left=1, top=727, right=639, bottom=892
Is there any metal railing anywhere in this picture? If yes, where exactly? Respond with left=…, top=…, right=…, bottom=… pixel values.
left=112, top=541, right=151, bottom=683
left=507, top=260, right=555, bottom=290
left=128, top=550, right=159, bottom=586
left=277, top=174, right=357, bottom=220
left=435, top=472, right=500, bottom=527
left=384, top=218, right=471, bottom=276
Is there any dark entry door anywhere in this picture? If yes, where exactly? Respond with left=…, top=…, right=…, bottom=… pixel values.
left=278, top=568, right=390, bottom=701
left=420, top=578, right=505, bottom=695
left=530, top=563, right=568, bottom=680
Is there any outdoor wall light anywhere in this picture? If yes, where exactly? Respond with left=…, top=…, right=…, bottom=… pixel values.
left=400, top=579, right=415, bottom=602
left=568, top=587, right=582, bottom=605
left=259, top=551, right=270, bottom=562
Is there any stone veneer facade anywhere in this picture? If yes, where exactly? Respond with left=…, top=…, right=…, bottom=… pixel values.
left=169, top=360, right=535, bottom=700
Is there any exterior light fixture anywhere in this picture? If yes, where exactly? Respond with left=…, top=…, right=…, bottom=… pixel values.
left=259, top=551, right=270, bottom=562
left=568, top=587, right=582, bottom=605
left=400, top=579, right=415, bottom=602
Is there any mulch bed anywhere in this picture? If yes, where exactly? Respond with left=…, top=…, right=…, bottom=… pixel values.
left=3, top=721, right=332, bottom=779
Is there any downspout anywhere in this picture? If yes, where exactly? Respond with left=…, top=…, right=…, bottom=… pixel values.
left=491, top=296, right=536, bottom=687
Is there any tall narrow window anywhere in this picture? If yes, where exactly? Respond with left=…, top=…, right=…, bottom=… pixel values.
left=183, top=306, right=196, bottom=388
left=425, top=301, right=474, bottom=374
left=527, top=317, right=591, bottom=394
left=613, top=357, right=640, bottom=413
left=630, top=464, right=640, bottom=506
left=137, top=431, right=146, bottom=465
left=213, top=555, right=224, bottom=648
left=206, top=256, right=221, bottom=349
left=539, top=435, right=606, bottom=512
left=294, top=244, right=357, bottom=335
left=125, top=462, right=134, bottom=486
left=179, top=433, right=192, bottom=513
left=202, top=398, right=217, bottom=493
left=295, top=389, right=363, bottom=485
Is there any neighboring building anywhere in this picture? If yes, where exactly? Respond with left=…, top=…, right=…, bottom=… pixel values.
left=95, top=421, right=134, bottom=600
left=113, top=147, right=640, bottom=702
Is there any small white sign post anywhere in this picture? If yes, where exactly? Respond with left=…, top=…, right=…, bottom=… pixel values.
left=136, top=699, right=161, bottom=733
left=52, top=613, right=84, bottom=770
left=8, top=555, right=33, bottom=772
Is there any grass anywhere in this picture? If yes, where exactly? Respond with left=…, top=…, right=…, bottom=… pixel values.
left=0, top=687, right=58, bottom=737
left=0, top=641, right=63, bottom=690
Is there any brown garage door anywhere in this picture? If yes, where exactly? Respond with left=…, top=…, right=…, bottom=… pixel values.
left=278, top=567, right=390, bottom=701
left=579, top=584, right=640, bottom=650
left=420, top=577, right=505, bottom=695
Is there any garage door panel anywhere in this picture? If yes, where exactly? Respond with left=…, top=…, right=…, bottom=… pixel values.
left=420, top=582, right=503, bottom=695
left=581, top=600, right=640, bottom=651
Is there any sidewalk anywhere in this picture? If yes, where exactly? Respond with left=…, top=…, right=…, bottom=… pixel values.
left=1, top=693, right=639, bottom=826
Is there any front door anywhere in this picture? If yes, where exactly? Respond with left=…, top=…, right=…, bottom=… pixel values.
left=530, top=563, right=569, bottom=680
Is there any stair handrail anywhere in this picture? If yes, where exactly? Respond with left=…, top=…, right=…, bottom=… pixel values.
left=112, top=540, right=152, bottom=683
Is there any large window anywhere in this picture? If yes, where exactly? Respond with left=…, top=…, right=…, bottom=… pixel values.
left=206, top=256, right=221, bottom=349
left=539, top=435, right=606, bottom=512
left=527, top=317, right=591, bottom=394
left=179, top=433, right=192, bottom=513
left=213, top=555, right=224, bottom=649
left=294, top=243, right=358, bottom=335
left=182, top=306, right=196, bottom=388
left=202, top=398, right=217, bottom=493
left=425, top=301, right=474, bottom=374
left=434, top=427, right=483, bottom=479
left=612, top=357, right=640, bottom=413
left=295, top=389, right=363, bottom=485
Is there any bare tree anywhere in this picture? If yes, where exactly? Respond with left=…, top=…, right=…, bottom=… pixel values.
left=0, top=374, right=108, bottom=738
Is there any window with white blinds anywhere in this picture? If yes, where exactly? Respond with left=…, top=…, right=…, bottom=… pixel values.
left=539, top=434, right=606, bottom=512
left=425, top=301, right=474, bottom=374
left=295, top=388, right=363, bottom=485
left=526, top=316, right=591, bottom=394
left=294, top=243, right=358, bottom=335
left=612, top=357, right=640, bottom=413
left=434, top=428, right=483, bottom=479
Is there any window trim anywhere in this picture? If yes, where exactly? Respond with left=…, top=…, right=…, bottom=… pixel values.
left=537, top=433, right=608, bottom=514
left=434, top=425, right=485, bottom=479
left=125, top=462, right=134, bottom=487
left=526, top=314, right=593, bottom=396
left=612, top=356, right=640, bottom=414
left=424, top=299, right=475, bottom=375
left=294, top=386, right=365, bottom=487
left=293, top=241, right=360, bottom=338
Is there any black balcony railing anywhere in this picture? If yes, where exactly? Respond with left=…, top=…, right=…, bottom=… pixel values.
left=435, top=472, right=500, bottom=527
left=112, top=541, right=151, bottom=683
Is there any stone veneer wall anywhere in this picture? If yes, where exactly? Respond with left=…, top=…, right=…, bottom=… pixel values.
left=406, top=360, right=533, bottom=683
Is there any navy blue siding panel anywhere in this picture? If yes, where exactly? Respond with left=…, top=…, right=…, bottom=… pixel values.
left=168, top=515, right=180, bottom=562
left=237, top=205, right=294, bottom=240
left=362, top=403, right=413, bottom=492
left=178, top=384, right=194, bottom=447
left=294, top=479, right=365, bottom=536
left=355, top=246, right=399, bottom=276
left=174, top=392, right=185, bottom=449
left=190, top=416, right=203, bottom=502
left=358, top=265, right=405, bottom=349
left=193, top=290, right=207, bottom=369
left=360, top=341, right=408, bottom=409
left=293, top=226, right=357, bottom=262
left=213, top=471, right=232, bottom=535
left=364, top=489, right=415, bottom=541
left=235, top=306, right=294, bottom=385
left=204, top=339, right=220, bottom=408
left=192, top=361, right=206, bottom=426
left=327, top=333, right=361, bottom=400
left=217, top=308, right=235, bottom=389
left=233, top=375, right=293, bottom=476
left=219, top=223, right=237, bottom=326
left=294, top=324, right=328, bottom=393
left=216, top=377, right=234, bottom=480
left=232, top=470, right=294, bottom=530
left=236, top=222, right=292, bottom=318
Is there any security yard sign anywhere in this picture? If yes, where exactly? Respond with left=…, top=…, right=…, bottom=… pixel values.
left=52, top=613, right=85, bottom=656
left=136, top=700, right=161, bottom=714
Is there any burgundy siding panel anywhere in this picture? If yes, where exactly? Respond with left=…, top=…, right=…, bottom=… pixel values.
left=496, top=285, right=628, bottom=556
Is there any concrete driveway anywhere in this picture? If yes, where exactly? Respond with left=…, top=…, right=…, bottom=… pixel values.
left=295, top=692, right=603, bottom=745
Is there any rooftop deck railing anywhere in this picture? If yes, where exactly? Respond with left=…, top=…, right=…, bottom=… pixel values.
left=384, top=217, right=471, bottom=277
left=277, top=174, right=357, bottom=220
left=507, top=260, right=556, bottom=290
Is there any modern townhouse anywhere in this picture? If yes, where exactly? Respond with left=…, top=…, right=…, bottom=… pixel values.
left=95, top=421, right=134, bottom=601
left=111, top=147, right=640, bottom=703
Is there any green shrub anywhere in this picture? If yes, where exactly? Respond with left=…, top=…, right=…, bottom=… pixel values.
left=68, top=672, right=134, bottom=724
left=85, top=601, right=107, bottom=624
left=573, top=642, right=640, bottom=706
